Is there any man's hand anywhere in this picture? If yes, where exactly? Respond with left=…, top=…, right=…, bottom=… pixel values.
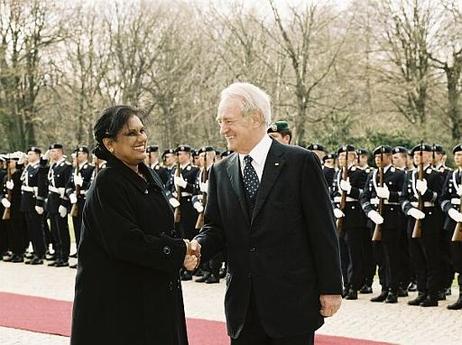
left=58, top=205, right=67, bottom=218
left=416, top=179, right=428, bottom=194
left=376, top=186, right=390, bottom=199
left=35, top=206, right=44, bottom=215
left=320, top=294, right=342, bottom=317
left=333, top=208, right=345, bottom=219
left=174, top=175, right=187, bottom=189
left=183, top=254, right=198, bottom=271
left=339, top=179, right=352, bottom=194
left=74, top=174, right=83, bottom=187
left=6, top=180, right=14, bottom=190
left=407, top=208, right=425, bottom=220
left=190, top=239, right=201, bottom=258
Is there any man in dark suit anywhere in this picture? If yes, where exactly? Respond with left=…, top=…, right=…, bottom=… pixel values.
left=191, top=82, right=342, bottom=345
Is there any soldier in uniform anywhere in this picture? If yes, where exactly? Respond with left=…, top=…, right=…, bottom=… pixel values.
left=267, top=120, right=292, bottom=144
left=90, top=153, right=106, bottom=183
left=167, top=145, right=199, bottom=280
left=1, top=152, right=26, bottom=263
left=47, top=143, right=73, bottom=267
left=0, top=156, right=8, bottom=260
left=360, top=145, right=406, bottom=303
left=332, top=144, right=368, bottom=299
left=440, top=144, right=462, bottom=310
left=145, top=145, right=169, bottom=186
left=66, top=146, right=94, bottom=268
left=307, top=143, right=327, bottom=162
left=162, top=148, right=176, bottom=178
left=401, top=143, right=444, bottom=307
left=323, top=153, right=336, bottom=194
left=19, top=147, right=48, bottom=265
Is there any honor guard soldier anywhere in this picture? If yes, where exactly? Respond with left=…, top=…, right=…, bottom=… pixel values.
left=401, top=143, right=444, bottom=307
left=322, top=153, right=337, bottom=189
left=433, top=145, right=452, bottom=179
left=332, top=144, right=368, bottom=299
left=47, top=143, right=73, bottom=267
left=357, top=148, right=371, bottom=173
left=440, top=144, right=462, bottom=310
left=167, top=145, right=199, bottom=280
left=267, top=120, right=292, bottom=145
left=19, top=147, right=48, bottom=264
left=360, top=145, right=406, bottom=303
left=145, top=145, right=168, bottom=186
left=0, top=156, right=7, bottom=260
left=90, top=154, right=106, bottom=183
left=161, top=148, right=176, bottom=179
left=1, top=152, right=27, bottom=263
left=307, top=143, right=327, bottom=162
left=192, top=149, right=200, bottom=167
left=392, top=147, right=409, bottom=171
left=66, top=146, right=94, bottom=267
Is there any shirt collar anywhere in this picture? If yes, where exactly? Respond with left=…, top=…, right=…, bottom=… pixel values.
left=239, top=135, right=272, bottom=168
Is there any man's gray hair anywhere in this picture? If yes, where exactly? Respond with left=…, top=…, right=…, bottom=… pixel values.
left=219, top=82, right=272, bottom=126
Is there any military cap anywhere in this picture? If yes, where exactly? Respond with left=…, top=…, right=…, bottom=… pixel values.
left=215, top=149, right=222, bottom=156
left=175, top=144, right=191, bottom=153
left=191, top=149, right=199, bottom=157
left=198, top=146, right=215, bottom=154
left=410, top=143, right=432, bottom=154
left=267, top=120, right=290, bottom=134
left=162, top=149, right=175, bottom=158
left=7, top=151, right=24, bottom=161
left=76, top=146, right=89, bottom=154
left=372, top=145, right=392, bottom=156
left=453, top=144, right=462, bottom=154
left=392, top=146, right=408, bottom=154
left=322, top=153, right=336, bottom=162
left=307, top=143, right=326, bottom=152
left=221, top=150, right=233, bottom=158
left=432, top=144, right=445, bottom=154
left=145, top=145, right=159, bottom=153
left=27, top=146, right=41, bottom=155
left=49, top=143, right=63, bottom=150
left=357, top=148, right=369, bottom=156
left=0, top=155, right=5, bottom=162
left=337, top=144, right=356, bottom=155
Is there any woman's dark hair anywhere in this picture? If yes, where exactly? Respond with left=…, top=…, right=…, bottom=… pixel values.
left=93, top=105, right=145, bottom=160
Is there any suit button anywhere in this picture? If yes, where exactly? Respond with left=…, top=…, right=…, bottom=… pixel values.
left=249, top=247, right=256, bottom=252
left=163, top=246, right=171, bottom=255
left=168, top=282, right=174, bottom=291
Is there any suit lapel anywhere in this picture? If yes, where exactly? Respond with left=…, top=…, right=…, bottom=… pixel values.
left=226, top=154, right=251, bottom=224
left=252, top=141, right=285, bottom=222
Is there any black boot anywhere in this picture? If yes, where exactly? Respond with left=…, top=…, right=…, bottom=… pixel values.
left=408, top=292, right=427, bottom=306
left=205, top=274, right=220, bottom=284
left=397, top=286, right=408, bottom=297
left=420, top=295, right=438, bottom=307
left=385, top=292, right=398, bottom=304
left=437, top=290, right=446, bottom=301
left=345, top=289, right=358, bottom=300
left=447, top=291, right=462, bottom=310
left=359, top=285, right=373, bottom=294
left=408, top=282, right=418, bottom=292
left=195, top=272, right=210, bottom=283
left=370, top=291, right=388, bottom=302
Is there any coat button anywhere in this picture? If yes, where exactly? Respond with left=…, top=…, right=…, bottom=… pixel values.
left=163, top=246, right=171, bottom=255
left=144, top=190, right=148, bottom=194
left=249, top=247, right=256, bottom=252
left=168, top=282, right=174, bottom=291
left=247, top=273, right=252, bottom=279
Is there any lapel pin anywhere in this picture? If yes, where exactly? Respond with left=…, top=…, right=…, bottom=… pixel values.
left=275, top=162, right=279, bottom=166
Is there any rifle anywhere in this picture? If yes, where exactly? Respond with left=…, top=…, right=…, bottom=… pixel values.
left=336, top=150, right=349, bottom=233
left=174, top=153, right=182, bottom=224
left=195, top=153, right=208, bottom=230
left=2, top=158, right=12, bottom=220
left=70, top=159, right=80, bottom=217
left=372, top=147, right=384, bottom=241
left=412, top=142, right=424, bottom=239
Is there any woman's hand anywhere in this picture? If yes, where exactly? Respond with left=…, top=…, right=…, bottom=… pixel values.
left=183, top=254, right=198, bottom=271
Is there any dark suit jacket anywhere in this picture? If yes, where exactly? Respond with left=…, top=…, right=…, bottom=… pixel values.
left=195, top=140, right=342, bottom=339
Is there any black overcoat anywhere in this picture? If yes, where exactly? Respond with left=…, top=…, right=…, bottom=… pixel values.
left=70, top=155, right=188, bottom=345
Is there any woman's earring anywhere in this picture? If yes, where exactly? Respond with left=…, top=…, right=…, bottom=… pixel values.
left=109, top=148, right=114, bottom=153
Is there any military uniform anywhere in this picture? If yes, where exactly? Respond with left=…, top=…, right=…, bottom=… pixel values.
left=47, top=146, right=73, bottom=267
left=0, top=158, right=7, bottom=258
left=401, top=144, right=444, bottom=306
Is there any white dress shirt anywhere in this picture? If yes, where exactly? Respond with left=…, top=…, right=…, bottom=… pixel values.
left=238, top=135, right=273, bottom=181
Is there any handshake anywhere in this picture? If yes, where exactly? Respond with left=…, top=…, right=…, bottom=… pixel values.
left=183, top=239, right=201, bottom=271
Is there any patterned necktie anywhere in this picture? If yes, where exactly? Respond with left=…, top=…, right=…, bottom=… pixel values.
left=243, top=155, right=259, bottom=200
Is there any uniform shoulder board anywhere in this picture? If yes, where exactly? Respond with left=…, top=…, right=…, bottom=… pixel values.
left=82, top=164, right=88, bottom=169
left=391, top=167, right=395, bottom=172
left=426, top=168, right=432, bottom=174
left=187, top=166, right=191, bottom=171
left=65, top=161, right=72, bottom=166
left=155, top=166, right=160, bottom=170
left=351, top=166, right=357, bottom=171
left=366, top=167, right=371, bottom=173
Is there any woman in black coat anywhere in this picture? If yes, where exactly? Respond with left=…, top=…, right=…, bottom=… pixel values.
left=71, top=106, right=197, bottom=345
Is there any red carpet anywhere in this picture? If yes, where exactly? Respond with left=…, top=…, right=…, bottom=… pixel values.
left=0, top=292, right=394, bottom=344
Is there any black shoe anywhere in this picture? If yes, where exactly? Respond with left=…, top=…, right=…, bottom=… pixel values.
left=345, top=290, right=358, bottom=300
left=205, top=274, right=219, bottom=284
left=397, top=287, right=408, bottom=297
left=55, top=260, right=69, bottom=267
left=219, top=267, right=227, bottom=279
left=370, top=291, right=388, bottom=302
left=408, top=293, right=427, bottom=306
left=420, top=296, right=438, bottom=307
left=359, top=285, right=373, bottom=294
left=447, top=296, right=462, bottom=310
left=195, top=273, right=210, bottom=283
left=342, top=288, right=349, bottom=298
left=69, top=263, right=78, bottom=269
left=24, top=252, right=34, bottom=259
left=69, top=253, right=78, bottom=258
left=2, top=254, right=13, bottom=262
left=408, top=282, right=418, bottom=292
left=45, top=254, right=56, bottom=261
left=445, top=288, right=452, bottom=296
left=437, top=290, right=446, bottom=301
left=181, top=271, right=192, bottom=281
left=30, top=257, right=44, bottom=265
left=11, top=255, right=24, bottom=263
left=385, top=292, right=398, bottom=304
left=48, top=261, right=57, bottom=267
left=193, top=268, right=204, bottom=277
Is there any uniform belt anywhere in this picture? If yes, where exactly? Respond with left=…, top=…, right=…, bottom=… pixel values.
left=49, top=186, right=65, bottom=197
left=21, top=185, right=37, bottom=193
left=411, top=201, right=435, bottom=208
left=370, top=198, right=400, bottom=206
left=451, top=198, right=461, bottom=205
left=334, top=196, right=358, bottom=203
left=78, top=190, right=87, bottom=196
left=181, top=192, right=192, bottom=197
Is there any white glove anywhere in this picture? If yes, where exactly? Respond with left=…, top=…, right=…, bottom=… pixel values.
left=193, top=201, right=204, bottom=213
left=35, top=206, right=44, bottom=215
left=407, top=208, right=425, bottom=220
left=174, top=175, right=187, bottom=189
left=367, top=210, right=384, bottom=225
left=69, top=193, right=78, bottom=204
left=340, top=179, right=352, bottom=194
left=6, top=180, right=14, bottom=190
left=199, top=181, right=208, bottom=193
left=169, top=197, right=180, bottom=208
left=1, top=198, right=11, bottom=208
left=74, top=174, right=83, bottom=187
left=448, top=208, right=462, bottom=223
left=333, top=208, right=345, bottom=219
left=376, top=186, right=390, bottom=199
left=457, top=189, right=462, bottom=197
left=58, top=205, right=67, bottom=218
left=416, top=179, right=428, bottom=194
